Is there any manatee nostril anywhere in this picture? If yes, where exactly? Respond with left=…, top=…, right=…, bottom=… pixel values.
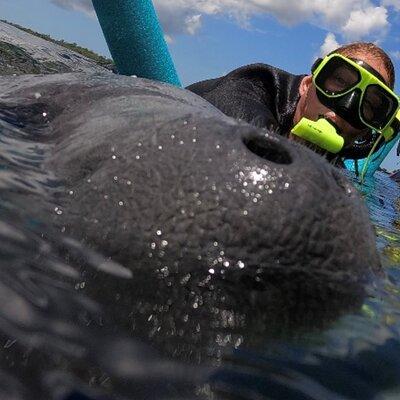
left=242, top=135, right=292, bottom=165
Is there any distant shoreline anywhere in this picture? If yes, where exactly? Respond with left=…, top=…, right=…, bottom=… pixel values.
left=0, top=19, right=114, bottom=70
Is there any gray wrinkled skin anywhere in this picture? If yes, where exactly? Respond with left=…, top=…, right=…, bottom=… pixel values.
left=0, top=74, right=379, bottom=359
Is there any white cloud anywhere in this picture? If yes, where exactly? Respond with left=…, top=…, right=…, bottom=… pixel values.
left=342, top=6, right=388, bottom=40
left=51, top=0, right=394, bottom=41
left=51, top=0, right=95, bottom=17
left=185, top=15, right=202, bottom=35
left=319, top=33, right=341, bottom=57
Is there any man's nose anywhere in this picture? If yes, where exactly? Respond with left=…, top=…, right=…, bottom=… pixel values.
left=323, top=111, right=343, bottom=127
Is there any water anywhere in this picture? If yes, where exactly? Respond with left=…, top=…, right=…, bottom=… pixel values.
left=0, top=95, right=399, bottom=400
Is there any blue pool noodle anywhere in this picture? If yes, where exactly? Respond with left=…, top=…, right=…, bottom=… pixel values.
left=92, top=0, right=181, bottom=87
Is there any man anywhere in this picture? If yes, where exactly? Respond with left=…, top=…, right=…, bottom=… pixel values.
left=187, top=42, right=397, bottom=162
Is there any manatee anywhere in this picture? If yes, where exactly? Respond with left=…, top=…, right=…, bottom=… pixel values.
left=0, top=69, right=380, bottom=365
left=0, top=20, right=383, bottom=398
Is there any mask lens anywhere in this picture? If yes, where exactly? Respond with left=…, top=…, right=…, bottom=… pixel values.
left=361, top=84, right=397, bottom=130
left=315, top=57, right=360, bottom=95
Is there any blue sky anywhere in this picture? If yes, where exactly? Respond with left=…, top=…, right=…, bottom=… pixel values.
left=1, top=0, right=399, bottom=171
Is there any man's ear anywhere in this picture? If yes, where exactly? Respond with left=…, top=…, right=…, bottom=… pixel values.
left=299, top=75, right=312, bottom=96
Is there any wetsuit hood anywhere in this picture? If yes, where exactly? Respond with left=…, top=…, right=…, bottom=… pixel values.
left=187, top=63, right=305, bottom=136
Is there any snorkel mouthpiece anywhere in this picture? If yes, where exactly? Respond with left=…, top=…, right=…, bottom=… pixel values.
left=291, top=117, right=344, bottom=154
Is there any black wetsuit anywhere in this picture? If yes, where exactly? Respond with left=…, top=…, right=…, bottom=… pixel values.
left=187, top=63, right=305, bottom=137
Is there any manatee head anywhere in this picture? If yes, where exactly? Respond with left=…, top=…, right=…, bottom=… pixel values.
left=0, top=72, right=380, bottom=360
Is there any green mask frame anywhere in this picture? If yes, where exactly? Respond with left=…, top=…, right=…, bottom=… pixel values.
left=312, top=53, right=399, bottom=134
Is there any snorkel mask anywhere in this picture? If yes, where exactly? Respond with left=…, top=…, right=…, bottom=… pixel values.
left=292, top=53, right=400, bottom=169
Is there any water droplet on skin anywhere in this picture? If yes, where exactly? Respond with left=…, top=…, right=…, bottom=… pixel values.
left=183, top=121, right=188, bottom=125
left=180, top=274, right=191, bottom=285
left=179, top=140, right=184, bottom=145
left=193, top=138, right=197, bottom=143
left=243, top=210, right=248, bottom=216
left=54, top=207, right=63, bottom=215
left=42, top=112, right=47, bottom=117
left=213, top=242, right=218, bottom=247
left=151, top=243, right=156, bottom=250
left=34, top=92, right=42, bottom=99
left=238, top=261, right=245, bottom=269
left=209, top=268, right=215, bottom=274
left=171, top=134, right=175, bottom=139
left=61, top=226, right=66, bottom=233
left=127, top=180, right=132, bottom=186
left=223, top=261, right=230, bottom=267
left=104, top=195, right=109, bottom=200
left=160, top=266, right=169, bottom=276
left=253, top=198, right=258, bottom=203
left=113, top=176, right=118, bottom=181
left=216, top=144, right=220, bottom=149
left=284, top=182, right=290, bottom=189
left=87, top=178, right=91, bottom=183
left=161, top=240, right=168, bottom=247
left=193, top=126, right=197, bottom=131
left=68, top=190, right=74, bottom=195
left=118, top=201, right=124, bottom=206
left=156, top=230, right=162, bottom=236
left=112, top=155, right=117, bottom=160
left=131, top=75, right=137, bottom=78
left=158, top=146, right=163, bottom=150
left=136, top=155, right=140, bottom=160
left=138, top=142, right=142, bottom=147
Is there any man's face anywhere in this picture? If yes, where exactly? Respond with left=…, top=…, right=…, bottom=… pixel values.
left=292, top=52, right=391, bottom=146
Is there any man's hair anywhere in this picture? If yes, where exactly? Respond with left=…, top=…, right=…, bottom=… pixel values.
left=329, top=42, right=395, bottom=88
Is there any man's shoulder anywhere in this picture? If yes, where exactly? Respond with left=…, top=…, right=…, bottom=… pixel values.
left=187, top=63, right=303, bottom=95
